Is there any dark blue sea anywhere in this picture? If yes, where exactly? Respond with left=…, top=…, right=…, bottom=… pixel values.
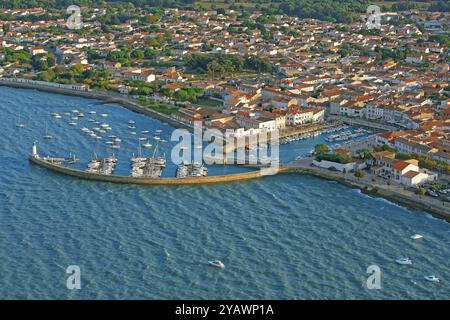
left=0, top=86, right=449, bottom=299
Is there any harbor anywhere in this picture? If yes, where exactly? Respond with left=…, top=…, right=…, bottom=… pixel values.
left=176, top=161, right=208, bottom=178
left=2, top=85, right=449, bottom=300
left=324, top=128, right=370, bottom=143
left=86, top=155, right=117, bottom=175
left=28, top=148, right=278, bottom=185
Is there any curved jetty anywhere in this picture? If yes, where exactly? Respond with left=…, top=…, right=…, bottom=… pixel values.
left=29, top=152, right=285, bottom=186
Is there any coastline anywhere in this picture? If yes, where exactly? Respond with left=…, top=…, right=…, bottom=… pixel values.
left=0, top=78, right=193, bottom=131
left=3, top=79, right=448, bottom=220
left=288, top=160, right=450, bottom=222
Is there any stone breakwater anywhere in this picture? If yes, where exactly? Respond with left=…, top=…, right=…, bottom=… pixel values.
left=29, top=155, right=290, bottom=186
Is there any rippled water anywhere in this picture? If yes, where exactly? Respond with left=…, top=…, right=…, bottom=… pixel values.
left=0, top=86, right=449, bottom=299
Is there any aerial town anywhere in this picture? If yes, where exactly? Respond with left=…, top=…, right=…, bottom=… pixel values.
left=2, top=0, right=450, bottom=303
left=0, top=3, right=449, bottom=204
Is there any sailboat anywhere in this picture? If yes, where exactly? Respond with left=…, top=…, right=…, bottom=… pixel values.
left=43, top=122, right=53, bottom=139
left=16, top=113, right=25, bottom=128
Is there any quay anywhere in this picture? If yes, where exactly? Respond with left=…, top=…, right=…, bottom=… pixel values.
left=279, top=121, right=344, bottom=140
left=327, top=115, right=400, bottom=132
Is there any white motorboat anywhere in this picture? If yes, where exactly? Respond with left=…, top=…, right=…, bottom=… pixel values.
left=396, top=258, right=412, bottom=265
left=141, top=130, right=149, bottom=134
left=101, top=113, right=108, bottom=117
left=208, top=260, right=225, bottom=269
left=16, top=113, right=26, bottom=128
left=69, top=122, right=77, bottom=126
left=142, top=143, right=152, bottom=148
left=43, top=123, right=52, bottom=139
left=89, top=111, right=96, bottom=115
left=71, top=109, right=79, bottom=114
left=424, top=275, right=440, bottom=283
left=411, top=234, right=424, bottom=240
left=130, top=131, right=137, bottom=135
left=128, top=120, right=136, bottom=124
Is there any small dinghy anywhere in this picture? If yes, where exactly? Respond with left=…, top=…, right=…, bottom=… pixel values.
left=208, top=260, right=225, bottom=269
left=424, top=275, right=440, bottom=283
left=396, top=258, right=412, bottom=265
left=411, top=234, right=424, bottom=240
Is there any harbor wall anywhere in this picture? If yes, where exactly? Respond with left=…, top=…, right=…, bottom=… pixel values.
left=29, top=155, right=290, bottom=186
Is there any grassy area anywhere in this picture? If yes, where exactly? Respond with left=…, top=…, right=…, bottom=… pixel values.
left=148, top=103, right=179, bottom=115
left=196, top=97, right=223, bottom=108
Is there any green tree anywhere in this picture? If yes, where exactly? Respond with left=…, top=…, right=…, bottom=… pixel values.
left=355, top=169, right=365, bottom=179
left=314, top=144, right=329, bottom=155
left=416, top=187, right=426, bottom=196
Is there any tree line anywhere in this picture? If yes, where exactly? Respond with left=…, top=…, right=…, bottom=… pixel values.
left=184, top=53, right=273, bottom=77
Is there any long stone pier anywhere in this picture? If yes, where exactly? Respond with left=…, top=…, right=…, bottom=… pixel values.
left=29, top=155, right=290, bottom=186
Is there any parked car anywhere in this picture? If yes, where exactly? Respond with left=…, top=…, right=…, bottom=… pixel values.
left=427, top=191, right=438, bottom=197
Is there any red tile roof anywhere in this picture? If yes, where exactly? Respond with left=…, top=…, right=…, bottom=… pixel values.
left=392, top=161, right=411, bottom=171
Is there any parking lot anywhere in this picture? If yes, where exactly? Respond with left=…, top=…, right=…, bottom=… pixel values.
left=423, top=180, right=450, bottom=200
